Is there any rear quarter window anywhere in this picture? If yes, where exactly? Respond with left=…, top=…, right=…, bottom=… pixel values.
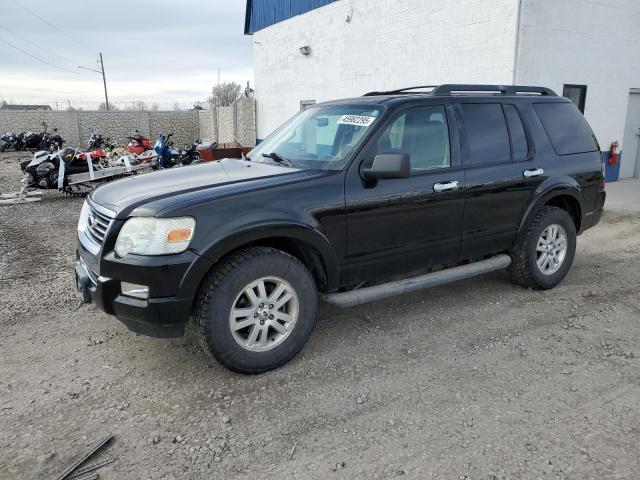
left=533, top=102, right=598, bottom=155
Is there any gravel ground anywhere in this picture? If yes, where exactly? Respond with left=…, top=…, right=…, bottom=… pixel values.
left=1, top=150, right=639, bottom=480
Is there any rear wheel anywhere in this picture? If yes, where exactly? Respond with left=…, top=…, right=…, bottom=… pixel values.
left=193, top=247, right=317, bottom=374
left=508, top=206, right=576, bottom=289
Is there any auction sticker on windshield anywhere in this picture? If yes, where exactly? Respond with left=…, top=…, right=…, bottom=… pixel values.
left=337, top=115, right=377, bottom=127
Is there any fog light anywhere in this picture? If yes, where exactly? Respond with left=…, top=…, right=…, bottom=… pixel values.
left=121, top=282, right=149, bottom=299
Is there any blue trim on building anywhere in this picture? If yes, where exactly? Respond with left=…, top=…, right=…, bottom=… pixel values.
left=245, top=0, right=337, bottom=34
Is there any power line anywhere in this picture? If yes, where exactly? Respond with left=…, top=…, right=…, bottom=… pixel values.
left=0, top=23, right=80, bottom=66
left=13, top=0, right=94, bottom=52
left=0, top=35, right=83, bottom=75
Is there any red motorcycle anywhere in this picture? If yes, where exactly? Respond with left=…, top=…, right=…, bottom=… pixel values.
left=126, top=130, right=153, bottom=155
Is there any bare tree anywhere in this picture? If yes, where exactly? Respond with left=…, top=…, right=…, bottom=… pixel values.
left=98, top=102, right=118, bottom=110
left=126, top=101, right=147, bottom=111
left=151, top=102, right=160, bottom=111
left=209, top=82, right=242, bottom=107
left=172, top=102, right=181, bottom=111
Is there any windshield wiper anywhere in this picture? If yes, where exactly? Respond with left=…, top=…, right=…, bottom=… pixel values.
left=262, top=152, right=294, bottom=167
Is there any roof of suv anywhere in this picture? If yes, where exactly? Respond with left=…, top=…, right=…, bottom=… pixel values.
left=316, top=84, right=564, bottom=108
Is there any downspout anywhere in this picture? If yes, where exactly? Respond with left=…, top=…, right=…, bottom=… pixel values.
left=512, top=0, right=523, bottom=84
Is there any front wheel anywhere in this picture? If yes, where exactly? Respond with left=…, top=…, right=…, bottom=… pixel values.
left=193, top=247, right=317, bottom=374
left=508, top=206, right=577, bottom=290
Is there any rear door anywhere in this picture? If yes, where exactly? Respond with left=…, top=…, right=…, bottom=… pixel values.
left=344, top=102, right=466, bottom=285
left=455, top=100, right=545, bottom=258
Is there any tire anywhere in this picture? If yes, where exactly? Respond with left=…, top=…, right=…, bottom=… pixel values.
left=14, top=143, right=25, bottom=151
left=0, top=143, right=6, bottom=153
left=193, top=246, right=318, bottom=374
left=508, top=206, right=577, bottom=290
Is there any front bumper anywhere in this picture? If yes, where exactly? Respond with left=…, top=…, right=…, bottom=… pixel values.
left=75, top=246, right=201, bottom=338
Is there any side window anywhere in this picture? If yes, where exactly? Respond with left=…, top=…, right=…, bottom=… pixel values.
left=460, top=103, right=510, bottom=164
left=375, top=105, right=450, bottom=172
left=533, top=102, right=598, bottom=155
left=503, top=104, right=529, bottom=161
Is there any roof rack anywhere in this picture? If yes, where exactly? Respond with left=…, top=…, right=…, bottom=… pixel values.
left=363, top=85, right=437, bottom=96
left=363, top=84, right=557, bottom=97
left=432, top=84, right=557, bottom=96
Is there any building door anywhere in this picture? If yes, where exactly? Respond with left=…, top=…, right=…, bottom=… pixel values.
left=621, top=90, right=640, bottom=179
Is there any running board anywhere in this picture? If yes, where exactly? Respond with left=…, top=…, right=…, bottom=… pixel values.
left=322, top=254, right=512, bottom=308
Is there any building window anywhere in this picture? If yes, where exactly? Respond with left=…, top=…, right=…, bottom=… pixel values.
left=563, top=85, right=587, bottom=113
left=300, top=100, right=316, bottom=111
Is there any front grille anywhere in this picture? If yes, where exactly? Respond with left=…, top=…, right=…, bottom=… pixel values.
left=85, top=202, right=114, bottom=247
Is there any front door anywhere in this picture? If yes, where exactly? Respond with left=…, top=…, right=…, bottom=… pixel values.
left=345, top=103, right=466, bottom=285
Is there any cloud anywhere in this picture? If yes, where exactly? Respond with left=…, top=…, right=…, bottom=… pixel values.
left=0, top=0, right=253, bottom=108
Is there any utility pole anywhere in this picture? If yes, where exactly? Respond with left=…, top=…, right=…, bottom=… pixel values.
left=78, top=53, right=109, bottom=110
left=99, top=53, right=109, bottom=111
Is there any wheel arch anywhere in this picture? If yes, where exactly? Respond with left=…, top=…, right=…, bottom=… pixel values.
left=188, top=223, right=339, bottom=299
left=517, top=180, right=585, bottom=242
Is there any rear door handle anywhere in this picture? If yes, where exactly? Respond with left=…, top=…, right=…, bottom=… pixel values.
left=523, top=168, right=544, bottom=178
left=433, top=180, right=460, bottom=193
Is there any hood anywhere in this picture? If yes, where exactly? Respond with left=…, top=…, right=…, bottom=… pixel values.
left=90, top=158, right=302, bottom=217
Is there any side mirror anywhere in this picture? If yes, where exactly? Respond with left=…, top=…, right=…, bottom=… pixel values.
left=362, top=153, right=410, bottom=180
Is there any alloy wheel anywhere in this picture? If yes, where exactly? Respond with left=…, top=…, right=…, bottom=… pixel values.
left=535, top=223, right=568, bottom=275
left=228, top=276, right=299, bottom=352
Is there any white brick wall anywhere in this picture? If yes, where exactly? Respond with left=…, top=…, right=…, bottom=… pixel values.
left=515, top=0, right=640, bottom=161
left=253, top=0, right=520, bottom=138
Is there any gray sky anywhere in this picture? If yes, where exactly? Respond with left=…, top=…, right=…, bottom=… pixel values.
left=0, top=0, right=253, bottom=109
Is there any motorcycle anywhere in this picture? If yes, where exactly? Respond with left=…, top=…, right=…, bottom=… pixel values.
left=13, top=122, right=55, bottom=151
left=87, top=130, right=112, bottom=150
left=126, top=130, right=153, bottom=155
left=43, top=128, right=64, bottom=152
left=0, top=131, right=17, bottom=152
left=153, top=132, right=180, bottom=169
left=177, top=139, right=207, bottom=165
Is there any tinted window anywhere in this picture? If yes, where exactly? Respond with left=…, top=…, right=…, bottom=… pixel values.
left=534, top=102, right=598, bottom=155
left=461, top=103, right=510, bottom=164
left=376, top=105, right=450, bottom=172
left=503, top=104, right=528, bottom=160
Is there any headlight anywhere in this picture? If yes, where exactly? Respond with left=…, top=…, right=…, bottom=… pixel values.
left=115, top=217, right=195, bottom=257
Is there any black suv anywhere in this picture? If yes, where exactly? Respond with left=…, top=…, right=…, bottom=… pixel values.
left=75, top=84, right=606, bottom=373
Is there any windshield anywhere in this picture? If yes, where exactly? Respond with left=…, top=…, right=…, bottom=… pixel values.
left=247, top=105, right=383, bottom=170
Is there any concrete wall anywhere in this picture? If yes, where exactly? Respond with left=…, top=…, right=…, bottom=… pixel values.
left=514, top=0, right=640, bottom=178
left=252, top=0, right=520, bottom=138
left=0, top=98, right=257, bottom=149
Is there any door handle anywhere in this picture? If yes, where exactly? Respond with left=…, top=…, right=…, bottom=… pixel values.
left=523, top=168, right=544, bottom=178
left=433, top=180, right=460, bottom=193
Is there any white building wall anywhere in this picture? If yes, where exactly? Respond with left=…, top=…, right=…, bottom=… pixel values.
left=253, top=0, right=520, bottom=139
left=514, top=0, right=640, bottom=171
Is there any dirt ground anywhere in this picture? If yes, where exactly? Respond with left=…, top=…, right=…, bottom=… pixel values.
left=0, top=150, right=639, bottom=480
